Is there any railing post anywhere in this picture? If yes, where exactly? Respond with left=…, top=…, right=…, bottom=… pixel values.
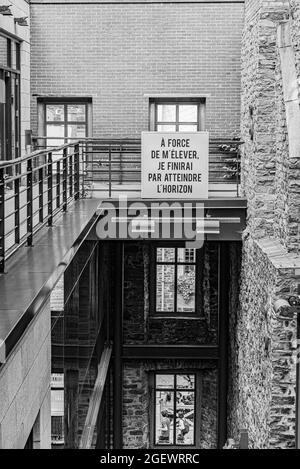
left=14, top=178, right=20, bottom=244
left=109, top=145, right=112, bottom=198
left=56, top=160, right=61, bottom=209
left=0, top=168, right=5, bottom=273
left=26, top=157, right=33, bottom=247
left=63, top=147, right=68, bottom=211
left=38, top=166, right=43, bottom=224
left=69, top=150, right=73, bottom=198
left=47, top=152, right=53, bottom=227
left=74, top=143, right=80, bottom=200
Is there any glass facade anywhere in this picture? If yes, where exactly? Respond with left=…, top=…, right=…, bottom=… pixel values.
left=0, top=34, right=21, bottom=161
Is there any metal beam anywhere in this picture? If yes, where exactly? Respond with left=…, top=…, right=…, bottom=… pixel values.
left=122, top=345, right=219, bottom=360
left=113, top=243, right=124, bottom=449
left=79, top=346, right=112, bottom=449
left=218, top=242, right=230, bottom=448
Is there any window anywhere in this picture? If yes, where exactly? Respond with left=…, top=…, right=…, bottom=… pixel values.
left=51, top=373, right=64, bottom=447
left=44, top=101, right=88, bottom=148
left=154, top=373, right=196, bottom=446
left=149, top=98, right=205, bottom=132
left=0, top=34, right=21, bottom=161
left=153, top=246, right=199, bottom=316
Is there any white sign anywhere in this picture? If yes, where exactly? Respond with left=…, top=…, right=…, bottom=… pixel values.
left=141, top=132, right=209, bottom=199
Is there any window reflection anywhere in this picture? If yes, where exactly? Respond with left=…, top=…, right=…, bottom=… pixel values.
left=155, top=374, right=196, bottom=447
left=155, top=247, right=197, bottom=315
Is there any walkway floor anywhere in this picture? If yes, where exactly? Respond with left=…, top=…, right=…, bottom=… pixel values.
left=0, top=198, right=100, bottom=364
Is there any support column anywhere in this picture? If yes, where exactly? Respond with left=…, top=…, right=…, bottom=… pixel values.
left=113, top=242, right=124, bottom=448
left=218, top=242, right=229, bottom=448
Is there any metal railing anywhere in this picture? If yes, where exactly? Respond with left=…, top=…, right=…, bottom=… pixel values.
left=0, top=142, right=80, bottom=272
left=33, top=137, right=242, bottom=198
left=0, top=137, right=241, bottom=272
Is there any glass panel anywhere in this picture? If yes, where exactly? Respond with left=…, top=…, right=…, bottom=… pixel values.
left=11, top=42, right=16, bottom=69
left=67, top=105, right=86, bottom=122
left=177, top=248, right=196, bottom=264
left=176, top=391, right=195, bottom=445
left=177, top=265, right=196, bottom=312
left=46, top=124, right=65, bottom=148
left=156, top=374, right=175, bottom=389
left=157, top=125, right=176, bottom=132
left=67, top=124, right=86, bottom=140
left=0, top=36, right=8, bottom=67
left=157, top=105, right=176, bottom=122
left=157, top=247, right=175, bottom=263
left=10, top=76, right=16, bottom=158
left=176, top=374, right=195, bottom=390
left=155, top=391, right=174, bottom=445
left=46, top=105, right=64, bottom=122
left=156, top=265, right=175, bottom=312
left=178, top=125, right=198, bottom=132
left=178, top=105, right=198, bottom=123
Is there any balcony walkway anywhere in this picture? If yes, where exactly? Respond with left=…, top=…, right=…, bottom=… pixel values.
left=0, top=198, right=100, bottom=364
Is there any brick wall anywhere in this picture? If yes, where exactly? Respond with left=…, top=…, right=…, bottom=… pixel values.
left=30, top=1, right=243, bottom=139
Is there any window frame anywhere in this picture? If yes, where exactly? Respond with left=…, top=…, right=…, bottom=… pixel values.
left=44, top=101, right=88, bottom=145
left=149, top=97, right=206, bottom=132
left=150, top=243, right=203, bottom=318
left=149, top=371, right=202, bottom=449
left=37, top=97, right=93, bottom=148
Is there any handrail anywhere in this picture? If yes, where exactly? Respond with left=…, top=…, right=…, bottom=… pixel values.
left=0, top=142, right=80, bottom=169
left=0, top=137, right=242, bottom=273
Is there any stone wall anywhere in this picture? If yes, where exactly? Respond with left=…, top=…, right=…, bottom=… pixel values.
left=232, top=237, right=299, bottom=448
left=123, top=360, right=218, bottom=449
left=238, top=0, right=300, bottom=448
left=123, top=242, right=220, bottom=346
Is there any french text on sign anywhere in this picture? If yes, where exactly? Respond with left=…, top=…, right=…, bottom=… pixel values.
left=141, top=131, right=209, bottom=199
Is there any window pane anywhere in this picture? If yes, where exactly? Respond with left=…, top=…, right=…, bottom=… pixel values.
left=176, top=374, right=195, bottom=390
left=0, top=36, right=8, bottom=67
left=51, top=389, right=64, bottom=416
left=67, top=105, right=86, bottom=122
left=157, top=248, right=175, bottom=263
left=68, top=124, right=86, bottom=140
left=178, top=105, right=198, bottom=123
left=157, top=105, right=176, bottom=122
left=47, top=124, right=64, bottom=139
left=176, top=391, right=195, bottom=445
left=178, top=125, right=198, bottom=132
left=155, top=391, right=174, bottom=445
left=157, top=125, right=176, bottom=132
left=177, top=248, right=196, bottom=263
left=156, top=374, right=175, bottom=389
left=177, top=265, right=195, bottom=312
left=46, top=125, right=65, bottom=155
left=46, top=105, right=64, bottom=122
left=156, top=265, right=175, bottom=312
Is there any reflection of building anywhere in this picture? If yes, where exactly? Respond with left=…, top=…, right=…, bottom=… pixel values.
left=0, top=0, right=300, bottom=450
